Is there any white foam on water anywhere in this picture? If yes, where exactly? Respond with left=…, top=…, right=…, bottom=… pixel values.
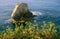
left=31, top=11, right=43, bottom=16
left=4, top=18, right=13, bottom=23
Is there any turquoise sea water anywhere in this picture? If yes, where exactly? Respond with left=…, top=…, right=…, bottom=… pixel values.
left=0, top=0, right=60, bottom=30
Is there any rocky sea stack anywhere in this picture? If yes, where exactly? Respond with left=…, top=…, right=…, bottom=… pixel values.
left=11, top=2, right=34, bottom=26
left=11, top=2, right=33, bottom=21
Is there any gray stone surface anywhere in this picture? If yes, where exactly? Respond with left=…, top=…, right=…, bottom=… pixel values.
left=11, top=2, right=33, bottom=21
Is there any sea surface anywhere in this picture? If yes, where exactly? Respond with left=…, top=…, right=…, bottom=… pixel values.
left=0, top=0, right=60, bottom=30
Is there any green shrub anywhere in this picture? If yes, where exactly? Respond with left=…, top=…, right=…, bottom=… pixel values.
left=0, top=21, right=60, bottom=39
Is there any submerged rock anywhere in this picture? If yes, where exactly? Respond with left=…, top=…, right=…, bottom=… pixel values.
left=11, top=2, right=33, bottom=21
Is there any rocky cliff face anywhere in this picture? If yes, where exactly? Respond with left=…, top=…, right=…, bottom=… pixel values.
left=11, top=2, right=33, bottom=21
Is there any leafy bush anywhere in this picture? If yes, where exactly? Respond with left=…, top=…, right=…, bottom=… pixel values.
left=0, top=21, right=60, bottom=39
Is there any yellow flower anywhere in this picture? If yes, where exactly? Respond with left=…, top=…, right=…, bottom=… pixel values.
left=48, top=22, right=55, bottom=27
left=29, top=28, right=32, bottom=31
left=23, top=31, right=26, bottom=34
left=31, top=34, right=34, bottom=37
left=15, top=27, right=19, bottom=32
left=29, top=31, right=33, bottom=34
left=50, top=23, right=54, bottom=27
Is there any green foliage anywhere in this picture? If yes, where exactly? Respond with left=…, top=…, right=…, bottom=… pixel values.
left=0, top=21, right=60, bottom=39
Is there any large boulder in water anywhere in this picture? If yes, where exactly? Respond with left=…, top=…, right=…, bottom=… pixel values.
left=11, top=2, right=33, bottom=21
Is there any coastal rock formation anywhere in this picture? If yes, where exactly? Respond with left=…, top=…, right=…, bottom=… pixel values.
left=11, top=2, right=33, bottom=21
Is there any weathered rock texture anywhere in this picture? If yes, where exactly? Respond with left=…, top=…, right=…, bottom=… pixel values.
left=11, top=2, right=33, bottom=21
